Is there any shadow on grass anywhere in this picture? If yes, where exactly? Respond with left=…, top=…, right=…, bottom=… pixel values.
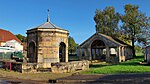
left=90, top=55, right=145, bottom=68
left=119, top=55, right=144, bottom=66
left=87, top=73, right=150, bottom=84
left=90, top=64, right=110, bottom=68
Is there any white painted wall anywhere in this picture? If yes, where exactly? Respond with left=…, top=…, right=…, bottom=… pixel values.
left=0, top=42, right=6, bottom=46
left=5, top=40, right=23, bottom=52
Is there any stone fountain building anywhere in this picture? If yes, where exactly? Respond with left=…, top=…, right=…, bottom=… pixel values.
left=26, top=14, right=69, bottom=68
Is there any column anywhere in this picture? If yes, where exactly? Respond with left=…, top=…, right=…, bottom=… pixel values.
left=118, top=46, right=121, bottom=62
left=122, top=47, right=125, bottom=61
left=93, top=49, right=96, bottom=60
left=65, top=47, right=68, bottom=62
left=106, top=47, right=110, bottom=62
left=84, top=48, right=87, bottom=58
left=88, top=48, right=92, bottom=60
left=122, top=47, right=124, bottom=56
left=79, top=48, right=82, bottom=60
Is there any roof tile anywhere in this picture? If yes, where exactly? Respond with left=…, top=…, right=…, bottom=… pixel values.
left=0, top=29, right=22, bottom=44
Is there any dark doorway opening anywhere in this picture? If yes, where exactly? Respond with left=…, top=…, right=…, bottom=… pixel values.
left=28, top=42, right=37, bottom=63
left=59, top=42, right=66, bottom=62
left=91, top=40, right=106, bottom=61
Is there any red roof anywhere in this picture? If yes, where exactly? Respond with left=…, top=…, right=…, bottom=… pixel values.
left=0, top=28, right=22, bottom=44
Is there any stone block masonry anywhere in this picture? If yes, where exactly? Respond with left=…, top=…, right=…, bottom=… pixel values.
left=51, top=60, right=89, bottom=73
left=2, top=60, right=89, bottom=73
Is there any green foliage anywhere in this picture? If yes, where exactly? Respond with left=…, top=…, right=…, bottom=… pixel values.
left=135, top=45, right=143, bottom=53
left=15, top=34, right=27, bottom=42
left=121, top=4, right=150, bottom=57
left=94, top=6, right=120, bottom=37
left=94, top=6, right=132, bottom=45
left=68, top=36, right=79, bottom=54
left=94, top=4, right=150, bottom=49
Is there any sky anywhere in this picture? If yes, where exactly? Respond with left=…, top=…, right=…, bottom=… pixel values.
left=0, top=0, right=150, bottom=44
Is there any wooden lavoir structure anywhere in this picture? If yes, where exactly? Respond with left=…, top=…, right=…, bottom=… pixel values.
left=77, top=33, right=133, bottom=63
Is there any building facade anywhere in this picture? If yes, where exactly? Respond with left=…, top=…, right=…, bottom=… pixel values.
left=0, top=29, right=22, bottom=46
left=5, top=40, right=23, bottom=52
left=77, top=33, right=133, bottom=63
left=26, top=15, right=69, bottom=68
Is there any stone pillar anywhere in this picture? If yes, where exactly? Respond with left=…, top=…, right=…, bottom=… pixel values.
left=106, top=47, right=110, bottom=62
left=118, top=46, right=120, bottom=62
left=88, top=48, right=91, bottom=60
left=98, top=49, right=101, bottom=56
left=122, top=47, right=125, bottom=61
left=122, top=47, right=124, bottom=56
left=118, top=46, right=122, bottom=62
left=78, top=47, right=82, bottom=60
left=79, top=48, right=82, bottom=60
left=84, top=48, right=87, bottom=57
left=93, top=49, right=96, bottom=60
left=65, top=46, right=68, bottom=62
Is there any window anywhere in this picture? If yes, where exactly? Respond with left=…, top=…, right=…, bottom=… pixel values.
left=110, top=48, right=116, bottom=56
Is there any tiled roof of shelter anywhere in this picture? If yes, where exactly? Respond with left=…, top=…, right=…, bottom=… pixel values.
left=99, top=33, right=131, bottom=46
left=0, top=29, right=22, bottom=44
left=79, top=33, right=131, bottom=47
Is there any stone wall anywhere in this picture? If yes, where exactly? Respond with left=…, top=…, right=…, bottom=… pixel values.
left=12, top=63, right=37, bottom=73
left=107, top=56, right=119, bottom=64
left=7, top=60, right=89, bottom=73
left=51, top=60, right=89, bottom=73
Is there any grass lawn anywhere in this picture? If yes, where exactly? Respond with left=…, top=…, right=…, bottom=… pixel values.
left=81, top=53, right=150, bottom=74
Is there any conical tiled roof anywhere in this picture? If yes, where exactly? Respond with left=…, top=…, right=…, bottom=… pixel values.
left=35, top=10, right=62, bottom=29
left=28, top=11, right=68, bottom=32
left=36, top=22, right=61, bottom=29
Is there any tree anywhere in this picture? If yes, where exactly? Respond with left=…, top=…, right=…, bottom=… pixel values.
left=94, top=6, right=120, bottom=37
left=135, top=45, right=143, bottom=53
left=68, top=36, right=79, bottom=54
left=15, top=34, right=27, bottom=42
left=121, top=4, right=150, bottom=57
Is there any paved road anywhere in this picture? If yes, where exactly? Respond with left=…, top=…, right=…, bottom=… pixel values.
left=1, top=73, right=150, bottom=84
left=56, top=73, right=150, bottom=84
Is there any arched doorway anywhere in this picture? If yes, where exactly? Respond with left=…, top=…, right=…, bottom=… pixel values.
left=91, top=40, right=106, bottom=61
left=28, top=42, right=37, bottom=63
left=59, top=42, right=66, bottom=62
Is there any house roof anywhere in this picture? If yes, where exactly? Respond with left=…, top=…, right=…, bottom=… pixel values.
left=79, top=33, right=131, bottom=47
left=0, top=29, right=22, bottom=44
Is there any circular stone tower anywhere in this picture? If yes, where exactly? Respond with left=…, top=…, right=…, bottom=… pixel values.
left=26, top=12, right=69, bottom=68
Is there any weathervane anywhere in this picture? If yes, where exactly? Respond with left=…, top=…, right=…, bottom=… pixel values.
left=47, top=9, right=50, bottom=22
